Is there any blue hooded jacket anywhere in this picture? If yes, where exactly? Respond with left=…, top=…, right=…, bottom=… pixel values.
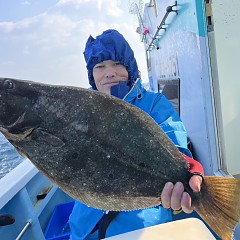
left=69, top=30, right=191, bottom=239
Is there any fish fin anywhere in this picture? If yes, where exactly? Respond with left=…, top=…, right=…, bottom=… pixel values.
left=195, top=176, right=240, bottom=240
left=33, top=129, right=65, bottom=148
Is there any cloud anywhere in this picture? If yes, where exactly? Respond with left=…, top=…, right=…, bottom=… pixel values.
left=105, top=1, right=123, bottom=17
left=57, top=0, right=123, bottom=17
left=0, top=22, right=15, bottom=32
left=57, top=0, right=90, bottom=7
left=21, top=1, right=31, bottom=5
left=0, top=1, right=147, bottom=88
left=0, top=15, right=39, bottom=33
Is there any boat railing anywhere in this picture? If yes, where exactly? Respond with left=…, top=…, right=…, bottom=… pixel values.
left=147, top=1, right=178, bottom=51
left=0, top=159, right=73, bottom=239
left=0, top=159, right=38, bottom=209
left=15, top=221, right=31, bottom=240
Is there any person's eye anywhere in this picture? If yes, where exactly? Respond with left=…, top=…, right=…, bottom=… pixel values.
left=94, top=65, right=103, bottom=69
left=114, top=62, right=124, bottom=67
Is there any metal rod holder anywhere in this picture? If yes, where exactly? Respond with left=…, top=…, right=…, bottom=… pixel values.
left=147, top=1, right=178, bottom=51
left=15, top=221, right=31, bottom=240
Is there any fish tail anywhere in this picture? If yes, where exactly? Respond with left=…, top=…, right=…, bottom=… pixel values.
left=194, top=176, right=240, bottom=240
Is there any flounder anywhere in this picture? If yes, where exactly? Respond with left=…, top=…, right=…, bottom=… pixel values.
left=0, top=78, right=239, bottom=240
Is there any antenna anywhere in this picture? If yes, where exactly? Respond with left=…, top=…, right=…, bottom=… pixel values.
left=129, top=0, right=146, bottom=40
left=129, top=0, right=143, bottom=15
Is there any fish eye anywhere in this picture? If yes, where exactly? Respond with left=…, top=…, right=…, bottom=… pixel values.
left=3, top=79, right=14, bottom=90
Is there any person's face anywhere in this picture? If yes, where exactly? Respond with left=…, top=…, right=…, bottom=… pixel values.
left=92, top=60, right=129, bottom=95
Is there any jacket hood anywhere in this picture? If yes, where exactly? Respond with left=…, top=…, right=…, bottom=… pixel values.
left=84, top=29, right=139, bottom=90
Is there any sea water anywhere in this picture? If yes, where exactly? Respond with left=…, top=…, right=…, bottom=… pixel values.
left=0, top=133, right=25, bottom=179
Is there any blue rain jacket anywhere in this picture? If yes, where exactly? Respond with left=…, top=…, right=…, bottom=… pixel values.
left=69, top=79, right=191, bottom=240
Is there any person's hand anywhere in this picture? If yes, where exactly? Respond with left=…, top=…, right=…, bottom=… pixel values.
left=161, top=175, right=202, bottom=213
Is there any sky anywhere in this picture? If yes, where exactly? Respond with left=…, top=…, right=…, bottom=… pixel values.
left=0, top=0, right=148, bottom=89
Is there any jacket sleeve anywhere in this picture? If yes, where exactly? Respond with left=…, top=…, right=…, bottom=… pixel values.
left=149, top=93, right=204, bottom=177
left=150, top=93, right=192, bottom=157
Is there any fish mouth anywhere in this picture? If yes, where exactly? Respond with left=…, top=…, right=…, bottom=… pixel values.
left=7, top=112, right=27, bottom=129
left=0, top=126, right=34, bottom=142
left=0, top=112, right=35, bottom=141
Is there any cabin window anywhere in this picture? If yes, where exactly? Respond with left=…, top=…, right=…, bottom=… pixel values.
left=158, top=79, right=180, bottom=114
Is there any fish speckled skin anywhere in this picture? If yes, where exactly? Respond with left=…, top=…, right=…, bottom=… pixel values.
left=0, top=78, right=190, bottom=210
left=1, top=78, right=240, bottom=240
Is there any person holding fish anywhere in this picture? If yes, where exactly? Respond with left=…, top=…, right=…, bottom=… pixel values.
left=69, top=29, right=204, bottom=240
